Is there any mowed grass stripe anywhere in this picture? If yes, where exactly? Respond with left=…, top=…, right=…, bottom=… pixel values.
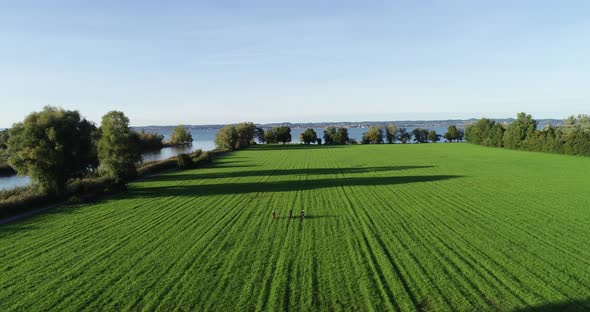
left=1, top=144, right=590, bottom=311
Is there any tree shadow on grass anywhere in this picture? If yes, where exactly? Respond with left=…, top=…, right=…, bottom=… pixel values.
left=131, top=175, right=461, bottom=198
left=513, top=298, right=590, bottom=312
left=245, top=144, right=346, bottom=151
left=148, top=166, right=434, bottom=182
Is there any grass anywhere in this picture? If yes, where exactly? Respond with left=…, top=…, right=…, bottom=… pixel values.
left=1, top=144, right=589, bottom=311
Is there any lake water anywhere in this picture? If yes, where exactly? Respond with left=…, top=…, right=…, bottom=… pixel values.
left=0, top=126, right=449, bottom=190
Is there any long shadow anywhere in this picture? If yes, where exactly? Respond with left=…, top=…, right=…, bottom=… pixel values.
left=147, top=166, right=434, bottom=182
left=245, top=144, right=346, bottom=151
left=131, top=175, right=461, bottom=197
left=513, top=298, right=590, bottom=311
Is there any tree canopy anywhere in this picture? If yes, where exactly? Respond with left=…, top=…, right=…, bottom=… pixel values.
left=299, top=128, right=318, bottom=145
left=169, top=125, right=193, bottom=145
left=503, top=112, right=537, bottom=149
left=361, top=126, right=384, bottom=144
left=444, top=125, right=463, bottom=142
left=465, top=113, right=590, bottom=157
left=7, top=106, right=98, bottom=195
left=97, top=111, right=141, bottom=183
left=385, top=124, right=397, bottom=144
left=398, top=128, right=411, bottom=144
left=412, top=128, right=429, bottom=143
left=215, top=122, right=257, bottom=150
left=323, top=126, right=350, bottom=145
left=427, top=130, right=440, bottom=143
left=265, top=126, right=292, bottom=144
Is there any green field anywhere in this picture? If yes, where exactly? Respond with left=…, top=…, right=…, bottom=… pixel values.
left=1, top=144, right=589, bottom=311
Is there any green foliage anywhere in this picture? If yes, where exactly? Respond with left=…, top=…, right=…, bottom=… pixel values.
left=264, top=126, right=292, bottom=144
left=0, top=129, right=8, bottom=149
left=2, top=144, right=590, bottom=310
left=136, top=130, right=164, bottom=151
left=299, top=128, right=318, bottom=145
left=97, top=111, right=141, bottom=183
left=254, top=127, right=265, bottom=143
left=466, top=113, right=590, bottom=157
left=7, top=106, right=98, bottom=196
left=385, top=123, right=398, bottom=144
left=464, top=118, right=506, bottom=147
left=427, top=130, right=440, bottom=143
left=215, top=125, right=239, bottom=151
left=443, top=125, right=463, bottom=142
left=0, top=175, right=114, bottom=219
left=169, top=125, right=193, bottom=145
left=412, top=128, right=429, bottom=143
left=323, top=126, right=350, bottom=145
left=503, top=112, right=537, bottom=149
left=215, top=122, right=257, bottom=151
left=361, top=126, right=384, bottom=144
left=177, top=153, right=193, bottom=169
left=398, top=128, right=411, bottom=144
left=235, top=122, right=256, bottom=149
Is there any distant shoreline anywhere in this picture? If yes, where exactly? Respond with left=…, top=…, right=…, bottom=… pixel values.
left=132, top=118, right=562, bottom=131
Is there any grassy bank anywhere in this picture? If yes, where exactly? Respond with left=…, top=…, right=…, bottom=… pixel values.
left=1, top=144, right=589, bottom=310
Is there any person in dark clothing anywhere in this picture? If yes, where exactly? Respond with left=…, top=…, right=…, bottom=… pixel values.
left=300, top=209, right=305, bottom=219
left=272, top=210, right=277, bottom=220
left=289, top=210, right=293, bottom=219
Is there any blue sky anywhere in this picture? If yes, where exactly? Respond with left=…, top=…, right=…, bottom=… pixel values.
left=1, top=0, right=589, bottom=126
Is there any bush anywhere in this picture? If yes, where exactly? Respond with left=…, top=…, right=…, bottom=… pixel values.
left=136, top=158, right=177, bottom=176
left=177, top=153, right=193, bottom=169
left=191, top=149, right=203, bottom=159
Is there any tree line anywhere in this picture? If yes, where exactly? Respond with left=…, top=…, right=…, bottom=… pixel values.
left=213, top=123, right=464, bottom=149
left=465, top=112, right=590, bottom=156
left=361, top=124, right=463, bottom=144
left=2, top=106, right=194, bottom=197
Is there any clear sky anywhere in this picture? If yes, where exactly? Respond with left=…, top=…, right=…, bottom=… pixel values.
left=1, top=0, right=589, bottom=127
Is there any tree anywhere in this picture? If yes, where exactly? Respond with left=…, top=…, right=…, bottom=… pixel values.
left=264, top=126, right=291, bottom=144
left=236, top=122, right=256, bottom=149
left=0, top=129, right=8, bottom=149
left=255, top=127, right=265, bottom=143
left=215, top=122, right=256, bottom=151
left=503, top=112, right=537, bottom=149
left=136, top=130, right=164, bottom=151
left=316, top=138, right=322, bottom=145
left=362, top=126, right=384, bottom=144
left=275, top=126, right=292, bottom=144
left=300, top=128, right=318, bottom=145
left=215, top=125, right=239, bottom=150
left=385, top=123, right=398, bottom=144
left=323, top=126, right=350, bottom=145
left=465, top=119, right=505, bottom=147
left=412, top=128, right=429, bottom=143
left=97, top=111, right=141, bottom=183
left=398, top=128, right=411, bottom=144
left=169, top=125, right=193, bottom=145
left=444, top=125, right=461, bottom=142
left=428, top=130, right=440, bottom=143
left=7, top=106, right=98, bottom=196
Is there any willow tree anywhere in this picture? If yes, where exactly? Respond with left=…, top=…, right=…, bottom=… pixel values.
left=7, top=106, right=97, bottom=196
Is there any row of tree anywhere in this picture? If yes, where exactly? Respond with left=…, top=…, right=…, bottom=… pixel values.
left=3, top=106, right=194, bottom=196
left=361, top=124, right=463, bottom=144
left=465, top=113, right=590, bottom=156
left=213, top=124, right=465, bottom=148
